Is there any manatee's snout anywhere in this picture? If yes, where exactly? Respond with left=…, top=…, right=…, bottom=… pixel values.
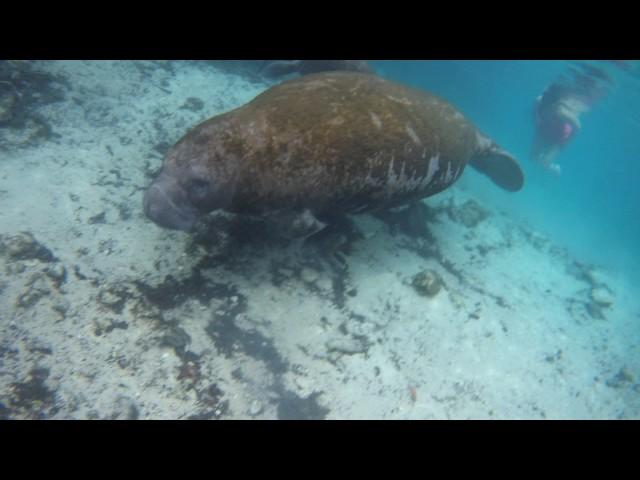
left=143, top=176, right=199, bottom=232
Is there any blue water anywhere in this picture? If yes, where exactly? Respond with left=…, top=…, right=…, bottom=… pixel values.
left=374, top=60, right=640, bottom=285
left=2, top=60, right=638, bottom=419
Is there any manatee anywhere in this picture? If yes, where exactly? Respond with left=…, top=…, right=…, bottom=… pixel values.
left=261, top=60, right=374, bottom=79
left=144, top=71, right=524, bottom=233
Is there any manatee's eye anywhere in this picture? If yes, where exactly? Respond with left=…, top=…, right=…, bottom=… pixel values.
left=187, top=178, right=211, bottom=206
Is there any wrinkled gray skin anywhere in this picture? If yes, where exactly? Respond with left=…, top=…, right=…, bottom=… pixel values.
left=143, top=175, right=206, bottom=231
left=144, top=72, right=523, bottom=234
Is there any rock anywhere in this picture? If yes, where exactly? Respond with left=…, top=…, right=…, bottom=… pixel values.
left=529, top=231, right=549, bottom=251
left=544, top=349, right=563, bottom=363
left=9, top=367, right=55, bottom=416
left=249, top=400, right=263, bottom=416
left=109, top=396, right=139, bottom=420
left=276, top=266, right=294, bottom=278
left=87, top=211, right=107, bottom=225
left=316, top=276, right=333, bottom=292
left=565, top=261, right=592, bottom=284
left=585, top=268, right=607, bottom=287
left=97, top=286, right=128, bottom=314
left=86, top=410, right=100, bottom=420
left=326, top=337, right=368, bottom=355
left=591, top=287, right=614, bottom=308
left=51, top=297, right=70, bottom=319
left=0, top=89, right=17, bottom=123
left=449, top=291, right=465, bottom=310
left=93, top=318, right=128, bottom=336
left=16, top=275, right=51, bottom=308
left=449, top=200, right=490, bottom=228
left=606, top=367, right=634, bottom=389
left=180, top=97, right=204, bottom=112
left=300, top=267, right=319, bottom=284
left=45, top=264, right=67, bottom=288
left=130, top=297, right=163, bottom=323
left=585, top=301, right=605, bottom=320
left=412, top=269, right=445, bottom=297
left=98, top=289, right=121, bottom=307
left=343, top=315, right=377, bottom=338
left=3, top=232, right=57, bottom=263
left=92, top=317, right=108, bottom=336
left=5, top=262, right=26, bottom=274
left=161, top=326, right=191, bottom=353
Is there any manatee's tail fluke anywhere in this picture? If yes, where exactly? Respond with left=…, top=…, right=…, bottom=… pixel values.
left=470, top=148, right=524, bottom=192
left=470, top=135, right=524, bottom=192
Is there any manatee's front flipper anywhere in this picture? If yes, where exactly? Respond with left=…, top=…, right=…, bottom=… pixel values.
left=470, top=137, right=524, bottom=192
left=260, top=60, right=302, bottom=79
left=265, top=209, right=328, bottom=239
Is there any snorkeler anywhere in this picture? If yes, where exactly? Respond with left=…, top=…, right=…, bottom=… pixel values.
left=531, top=84, right=585, bottom=174
left=531, top=63, right=613, bottom=174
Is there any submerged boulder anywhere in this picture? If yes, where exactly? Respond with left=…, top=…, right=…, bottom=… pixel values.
left=590, top=287, right=614, bottom=308
left=412, top=269, right=445, bottom=297
left=0, top=89, right=17, bottom=123
left=1, top=231, right=57, bottom=263
left=448, top=199, right=491, bottom=228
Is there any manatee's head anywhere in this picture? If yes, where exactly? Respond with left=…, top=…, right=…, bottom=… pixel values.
left=143, top=152, right=234, bottom=232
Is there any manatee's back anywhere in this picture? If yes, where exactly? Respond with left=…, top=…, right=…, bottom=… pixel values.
left=229, top=72, right=477, bottom=215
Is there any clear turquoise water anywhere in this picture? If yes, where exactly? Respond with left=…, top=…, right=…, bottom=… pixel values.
left=2, top=60, right=638, bottom=419
left=374, top=60, right=640, bottom=285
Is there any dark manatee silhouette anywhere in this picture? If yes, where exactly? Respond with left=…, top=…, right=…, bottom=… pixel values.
left=144, top=72, right=524, bottom=234
left=261, top=60, right=374, bottom=79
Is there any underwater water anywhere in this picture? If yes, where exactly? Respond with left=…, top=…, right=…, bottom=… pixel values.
left=0, top=60, right=638, bottom=419
left=375, top=60, right=640, bottom=285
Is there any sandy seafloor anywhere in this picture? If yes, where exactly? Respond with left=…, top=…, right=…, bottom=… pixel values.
left=1, top=60, right=639, bottom=419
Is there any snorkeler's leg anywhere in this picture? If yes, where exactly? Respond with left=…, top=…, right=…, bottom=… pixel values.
left=548, top=162, right=561, bottom=175
left=530, top=136, right=562, bottom=175
left=530, top=135, right=548, bottom=165
left=541, top=148, right=562, bottom=175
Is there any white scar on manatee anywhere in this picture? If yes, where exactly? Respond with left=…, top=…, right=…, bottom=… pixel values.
left=352, top=204, right=370, bottom=213
left=443, top=162, right=454, bottom=184
left=425, top=154, right=440, bottom=185
left=328, top=116, right=345, bottom=126
left=405, top=125, right=421, bottom=146
left=379, top=153, right=442, bottom=196
left=369, top=111, right=383, bottom=129
left=385, top=95, right=412, bottom=105
left=453, top=165, right=461, bottom=181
